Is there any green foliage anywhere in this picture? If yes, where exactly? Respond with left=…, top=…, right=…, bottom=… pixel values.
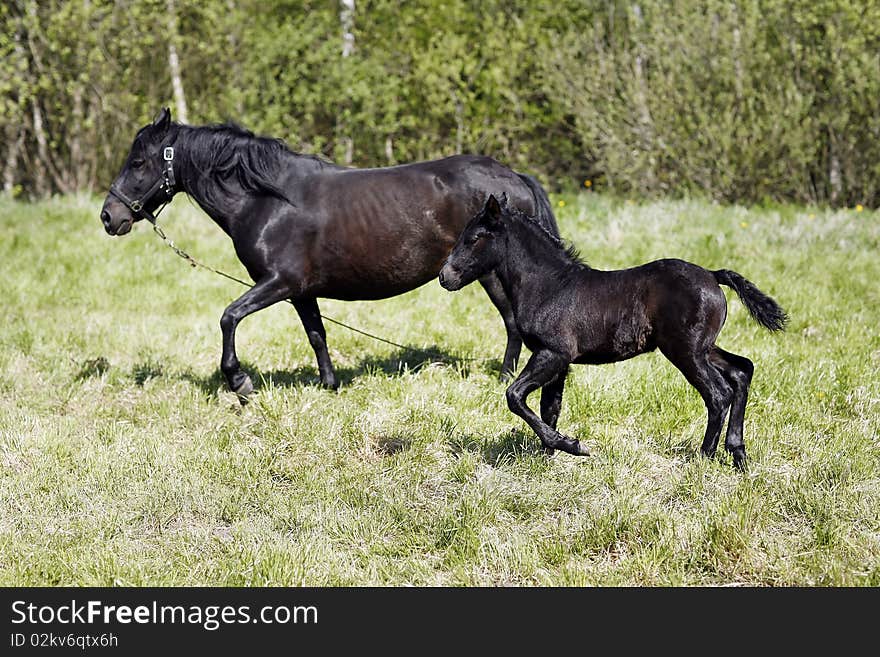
left=1, top=1, right=878, bottom=205
left=541, top=0, right=880, bottom=204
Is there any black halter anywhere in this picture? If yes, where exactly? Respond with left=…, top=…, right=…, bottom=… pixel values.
left=109, top=146, right=177, bottom=224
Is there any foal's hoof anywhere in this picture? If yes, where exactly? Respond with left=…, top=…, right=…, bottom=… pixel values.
left=232, top=375, right=254, bottom=404
left=573, top=440, right=591, bottom=456
left=731, top=448, right=748, bottom=471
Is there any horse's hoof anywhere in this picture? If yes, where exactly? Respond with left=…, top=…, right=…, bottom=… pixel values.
left=574, top=440, right=590, bottom=456
left=233, top=375, right=254, bottom=404
left=322, top=378, right=340, bottom=391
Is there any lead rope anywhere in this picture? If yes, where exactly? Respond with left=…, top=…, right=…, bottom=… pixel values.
left=150, top=222, right=476, bottom=359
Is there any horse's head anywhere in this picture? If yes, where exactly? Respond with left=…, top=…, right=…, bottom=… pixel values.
left=100, top=108, right=178, bottom=236
left=439, top=194, right=507, bottom=291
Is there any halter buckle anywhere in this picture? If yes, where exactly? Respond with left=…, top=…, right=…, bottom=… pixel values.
left=163, top=147, right=174, bottom=161
left=130, top=199, right=143, bottom=212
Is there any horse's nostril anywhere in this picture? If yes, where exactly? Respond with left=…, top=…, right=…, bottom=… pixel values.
left=101, top=210, right=111, bottom=226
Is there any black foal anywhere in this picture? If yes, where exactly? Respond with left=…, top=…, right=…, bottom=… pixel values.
left=439, top=195, right=787, bottom=469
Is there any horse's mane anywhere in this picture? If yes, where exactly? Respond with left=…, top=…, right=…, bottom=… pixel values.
left=174, top=122, right=328, bottom=213
left=504, top=204, right=590, bottom=273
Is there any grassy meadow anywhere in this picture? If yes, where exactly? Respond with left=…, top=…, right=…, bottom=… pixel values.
left=0, top=192, right=878, bottom=586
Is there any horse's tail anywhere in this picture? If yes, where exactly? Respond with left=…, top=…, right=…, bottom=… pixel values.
left=517, top=172, right=560, bottom=237
left=713, top=269, right=788, bottom=331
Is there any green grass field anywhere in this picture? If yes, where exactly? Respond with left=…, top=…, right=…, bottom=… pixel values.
left=1, top=192, right=878, bottom=585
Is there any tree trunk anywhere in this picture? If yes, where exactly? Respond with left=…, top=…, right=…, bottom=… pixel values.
left=339, top=0, right=355, bottom=164
left=828, top=127, right=842, bottom=204
left=341, top=0, right=355, bottom=57
left=70, top=84, right=85, bottom=190
left=30, top=101, right=49, bottom=197
left=630, top=3, right=657, bottom=191
left=3, top=125, right=24, bottom=195
left=167, top=0, right=189, bottom=123
left=385, top=135, right=394, bottom=164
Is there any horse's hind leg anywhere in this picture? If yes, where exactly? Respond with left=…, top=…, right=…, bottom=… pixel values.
left=478, top=273, right=523, bottom=378
left=710, top=347, right=754, bottom=469
left=539, top=365, right=569, bottom=455
left=660, top=345, right=733, bottom=464
left=293, top=297, right=339, bottom=390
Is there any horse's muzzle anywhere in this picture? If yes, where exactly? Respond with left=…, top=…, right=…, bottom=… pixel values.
left=100, top=199, right=133, bottom=236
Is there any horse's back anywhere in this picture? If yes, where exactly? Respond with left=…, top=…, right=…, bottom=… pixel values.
left=279, top=154, right=541, bottom=300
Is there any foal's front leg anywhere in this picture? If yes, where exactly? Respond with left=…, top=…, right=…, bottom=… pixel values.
left=220, top=275, right=293, bottom=401
left=539, top=365, right=569, bottom=456
left=506, top=350, right=588, bottom=456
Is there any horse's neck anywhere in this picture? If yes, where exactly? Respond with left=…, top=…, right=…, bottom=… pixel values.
left=497, top=222, right=576, bottom=312
left=172, top=128, right=251, bottom=235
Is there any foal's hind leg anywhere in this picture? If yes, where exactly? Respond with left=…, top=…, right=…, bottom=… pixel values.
left=660, top=346, right=733, bottom=463
left=710, top=348, right=754, bottom=469
left=479, top=273, right=523, bottom=378
left=506, top=351, right=587, bottom=456
left=293, top=297, right=339, bottom=390
left=539, top=366, right=569, bottom=455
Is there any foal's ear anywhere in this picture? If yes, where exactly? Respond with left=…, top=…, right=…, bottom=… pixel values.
left=482, top=194, right=503, bottom=228
left=483, top=194, right=501, bottom=220
left=152, top=107, right=171, bottom=133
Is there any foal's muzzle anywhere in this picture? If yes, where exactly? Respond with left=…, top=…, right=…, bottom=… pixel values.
left=438, top=263, right=463, bottom=291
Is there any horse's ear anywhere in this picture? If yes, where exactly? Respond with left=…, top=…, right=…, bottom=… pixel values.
left=153, top=107, right=171, bottom=132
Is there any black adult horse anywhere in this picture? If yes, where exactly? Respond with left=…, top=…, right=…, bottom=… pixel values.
left=100, top=108, right=558, bottom=398
left=440, top=195, right=787, bottom=469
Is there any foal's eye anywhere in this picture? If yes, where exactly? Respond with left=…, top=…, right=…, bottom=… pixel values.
left=131, top=159, right=145, bottom=169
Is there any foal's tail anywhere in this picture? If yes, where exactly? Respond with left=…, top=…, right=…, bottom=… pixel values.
left=713, top=269, right=788, bottom=331
left=517, top=172, right=561, bottom=237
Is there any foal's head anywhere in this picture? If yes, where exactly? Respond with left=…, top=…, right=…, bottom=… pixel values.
left=439, top=194, right=507, bottom=291
left=100, top=108, right=178, bottom=236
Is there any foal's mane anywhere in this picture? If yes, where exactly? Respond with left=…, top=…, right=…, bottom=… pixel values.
left=173, top=122, right=329, bottom=213
left=505, top=204, right=590, bottom=273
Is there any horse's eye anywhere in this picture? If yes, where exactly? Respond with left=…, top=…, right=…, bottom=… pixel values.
left=131, top=159, right=145, bottom=169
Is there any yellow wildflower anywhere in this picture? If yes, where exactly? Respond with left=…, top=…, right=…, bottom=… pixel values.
left=856, top=204, right=864, bottom=212
left=584, top=180, right=592, bottom=188
left=558, top=200, right=566, bottom=208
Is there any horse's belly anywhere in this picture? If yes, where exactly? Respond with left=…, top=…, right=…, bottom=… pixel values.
left=305, top=229, right=452, bottom=300
left=311, top=267, right=440, bottom=301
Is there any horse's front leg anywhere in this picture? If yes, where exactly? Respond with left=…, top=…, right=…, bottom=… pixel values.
left=292, top=297, right=339, bottom=390
left=506, top=350, right=588, bottom=456
left=220, top=275, right=292, bottom=402
left=479, top=273, right=523, bottom=379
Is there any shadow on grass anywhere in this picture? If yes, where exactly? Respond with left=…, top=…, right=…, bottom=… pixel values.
left=370, top=433, right=413, bottom=456
left=74, top=356, right=110, bottom=381
left=448, top=428, right=547, bottom=466
left=174, top=344, right=503, bottom=397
